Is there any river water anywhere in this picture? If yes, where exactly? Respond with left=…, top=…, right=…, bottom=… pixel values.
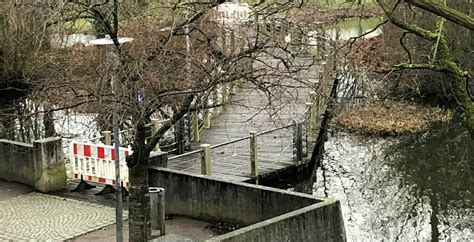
left=310, top=121, right=473, bottom=241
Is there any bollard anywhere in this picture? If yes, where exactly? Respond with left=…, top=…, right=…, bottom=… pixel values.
left=200, top=144, right=212, bottom=175
left=102, top=131, right=112, bottom=145
left=249, top=131, right=258, bottom=183
left=151, top=119, right=161, bottom=151
left=149, top=187, right=165, bottom=236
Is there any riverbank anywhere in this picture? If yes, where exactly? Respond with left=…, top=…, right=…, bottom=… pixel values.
left=334, top=100, right=453, bottom=135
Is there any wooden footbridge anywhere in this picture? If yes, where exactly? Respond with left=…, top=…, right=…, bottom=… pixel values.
left=160, top=60, right=334, bottom=183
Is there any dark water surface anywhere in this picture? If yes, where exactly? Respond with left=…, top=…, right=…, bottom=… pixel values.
left=281, top=122, right=473, bottom=240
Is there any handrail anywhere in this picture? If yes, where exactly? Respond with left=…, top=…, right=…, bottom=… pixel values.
left=168, top=123, right=295, bottom=160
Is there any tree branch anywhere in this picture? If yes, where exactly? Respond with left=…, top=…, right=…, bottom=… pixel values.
left=406, top=0, right=474, bottom=30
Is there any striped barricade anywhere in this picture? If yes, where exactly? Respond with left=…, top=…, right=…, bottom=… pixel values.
left=69, top=141, right=131, bottom=195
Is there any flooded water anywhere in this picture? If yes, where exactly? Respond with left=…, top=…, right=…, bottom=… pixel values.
left=276, top=121, right=473, bottom=241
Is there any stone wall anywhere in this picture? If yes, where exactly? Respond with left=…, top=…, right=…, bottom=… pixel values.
left=0, top=138, right=67, bottom=192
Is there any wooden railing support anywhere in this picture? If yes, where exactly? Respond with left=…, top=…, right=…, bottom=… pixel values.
left=293, top=119, right=303, bottom=162
left=102, top=131, right=112, bottom=145
left=249, top=131, right=258, bottom=183
left=305, top=102, right=315, bottom=132
left=213, top=89, right=221, bottom=116
left=192, top=111, right=200, bottom=142
left=200, top=144, right=212, bottom=175
left=204, top=96, right=211, bottom=129
left=175, top=118, right=186, bottom=154
left=151, top=119, right=161, bottom=152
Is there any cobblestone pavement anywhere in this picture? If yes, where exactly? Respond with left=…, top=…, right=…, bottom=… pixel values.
left=0, top=192, right=127, bottom=240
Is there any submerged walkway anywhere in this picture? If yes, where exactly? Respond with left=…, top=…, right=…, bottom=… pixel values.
left=168, top=56, right=322, bottom=182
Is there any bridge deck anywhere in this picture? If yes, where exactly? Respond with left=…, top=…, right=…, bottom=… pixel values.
left=168, top=80, right=313, bottom=182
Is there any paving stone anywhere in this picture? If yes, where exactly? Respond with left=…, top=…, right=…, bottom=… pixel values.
left=0, top=193, right=127, bottom=240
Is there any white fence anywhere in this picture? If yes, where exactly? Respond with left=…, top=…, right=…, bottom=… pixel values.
left=70, top=141, right=131, bottom=187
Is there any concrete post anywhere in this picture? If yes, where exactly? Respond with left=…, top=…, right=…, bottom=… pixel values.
left=33, top=137, right=67, bottom=192
left=192, top=111, right=200, bottom=142
left=249, top=131, right=258, bottom=180
left=102, top=131, right=112, bottom=145
left=149, top=187, right=165, bottom=236
left=200, top=144, right=211, bottom=175
left=151, top=119, right=161, bottom=151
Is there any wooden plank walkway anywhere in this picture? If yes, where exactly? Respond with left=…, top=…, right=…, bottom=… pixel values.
left=168, top=55, right=320, bottom=182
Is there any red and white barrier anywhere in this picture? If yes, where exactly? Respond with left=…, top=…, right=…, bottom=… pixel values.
left=70, top=141, right=131, bottom=187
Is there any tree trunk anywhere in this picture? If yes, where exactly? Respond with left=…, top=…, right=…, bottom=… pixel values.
left=128, top=123, right=152, bottom=241
left=128, top=159, right=151, bottom=242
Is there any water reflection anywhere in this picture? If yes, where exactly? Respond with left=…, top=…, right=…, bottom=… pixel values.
left=312, top=122, right=473, bottom=240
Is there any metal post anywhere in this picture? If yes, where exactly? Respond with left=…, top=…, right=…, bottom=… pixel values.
left=200, top=144, right=211, bottom=175
left=150, top=187, right=165, bottom=236
left=102, top=131, right=112, bottom=145
left=249, top=131, right=258, bottom=181
left=151, top=119, right=161, bottom=152
left=112, top=78, right=123, bottom=242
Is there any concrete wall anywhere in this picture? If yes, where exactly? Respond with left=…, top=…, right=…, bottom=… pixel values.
left=212, top=200, right=346, bottom=242
left=0, top=140, right=35, bottom=186
left=0, top=138, right=67, bottom=192
left=150, top=168, right=346, bottom=242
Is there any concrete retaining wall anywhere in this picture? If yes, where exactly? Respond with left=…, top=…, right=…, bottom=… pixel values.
left=0, top=138, right=67, bottom=192
left=212, top=200, right=345, bottom=241
left=0, top=140, right=35, bottom=186
left=149, top=168, right=346, bottom=241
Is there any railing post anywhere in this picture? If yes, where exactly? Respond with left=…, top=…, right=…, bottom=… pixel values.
left=102, top=131, right=112, bottom=145
left=149, top=187, right=165, bottom=236
left=200, top=144, right=211, bottom=175
left=192, top=111, right=200, bottom=143
left=293, top=119, right=303, bottom=162
left=213, top=89, right=221, bottom=116
left=249, top=131, right=258, bottom=183
left=222, top=84, right=228, bottom=104
left=306, top=102, right=314, bottom=131
left=175, top=118, right=186, bottom=154
left=230, top=83, right=236, bottom=95
left=151, top=119, right=161, bottom=152
left=204, top=96, right=211, bottom=129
